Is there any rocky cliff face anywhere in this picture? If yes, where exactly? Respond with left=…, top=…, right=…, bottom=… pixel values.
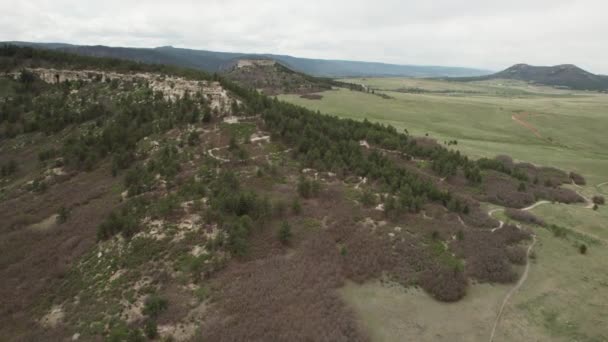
left=236, top=59, right=277, bottom=68
left=13, top=68, right=235, bottom=112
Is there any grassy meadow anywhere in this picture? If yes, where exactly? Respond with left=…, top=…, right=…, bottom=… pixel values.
left=281, top=78, right=608, bottom=341
left=280, top=78, right=608, bottom=185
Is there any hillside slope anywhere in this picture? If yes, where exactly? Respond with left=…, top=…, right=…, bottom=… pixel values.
left=5, top=41, right=491, bottom=78
left=0, top=46, right=594, bottom=341
left=223, top=58, right=364, bottom=95
left=451, top=63, right=608, bottom=91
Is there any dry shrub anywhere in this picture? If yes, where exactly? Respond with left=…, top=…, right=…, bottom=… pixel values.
left=570, top=172, right=586, bottom=185
left=495, top=224, right=531, bottom=245
left=461, top=206, right=500, bottom=229
left=534, top=187, right=584, bottom=204
left=200, top=233, right=368, bottom=342
left=452, top=225, right=530, bottom=284
left=338, top=226, right=395, bottom=283
left=300, top=94, right=323, bottom=100
left=495, top=155, right=514, bottom=170
left=505, top=208, right=546, bottom=227
left=517, top=163, right=570, bottom=186
left=412, top=137, right=441, bottom=149
left=481, top=171, right=534, bottom=207
left=593, top=195, right=605, bottom=205
left=419, top=265, right=467, bottom=302
left=466, top=250, right=517, bottom=283
left=505, top=246, right=527, bottom=265
left=483, top=169, right=584, bottom=207
left=331, top=217, right=468, bottom=302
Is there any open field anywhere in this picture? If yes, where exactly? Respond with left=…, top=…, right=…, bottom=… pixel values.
left=340, top=281, right=514, bottom=342
left=281, top=78, right=608, bottom=341
left=496, top=226, right=608, bottom=342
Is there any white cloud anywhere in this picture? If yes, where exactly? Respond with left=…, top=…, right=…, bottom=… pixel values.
left=1, top=0, right=606, bottom=73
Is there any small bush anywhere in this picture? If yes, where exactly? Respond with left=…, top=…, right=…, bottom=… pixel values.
left=226, top=215, right=254, bottom=257
left=579, top=244, right=587, bottom=255
left=143, top=319, right=158, bottom=339
left=360, top=189, right=376, bottom=207
left=547, top=224, right=568, bottom=238
left=38, top=148, right=58, bottom=162
left=127, top=329, right=145, bottom=342
left=31, top=178, right=48, bottom=193
left=228, top=136, right=238, bottom=151
left=273, top=200, right=287, bottom=217
left=297, top=176, right=320, bottom=199
left=505, top=208, right=545, bottom=227
left=57, top=206, right=69, bottom=224
left=569, top=172, right=586, bottom=185
left=279, top=221, right=292, bottom=245
left=195, top=286, right=210, bottom=302
left=143, top=295, right=168, bottom=318
left=152, top=194, right=179, bottom=218
left=506, top=246, right=527, bottom=265
left=517, top=182, right=527, bottom=192
left=97, top=210, right=139, bottom=240
left=187, top=131, right=200, bottom=146
left=592, top=195, right=605, bottom=205
left=291, top=198, right=302, bottom=215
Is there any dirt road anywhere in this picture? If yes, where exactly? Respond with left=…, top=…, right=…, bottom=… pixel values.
left=511, top=112, right=542, bottom=138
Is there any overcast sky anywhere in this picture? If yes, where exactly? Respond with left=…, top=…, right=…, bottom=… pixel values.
left=1, top=0, right=607, bottom=73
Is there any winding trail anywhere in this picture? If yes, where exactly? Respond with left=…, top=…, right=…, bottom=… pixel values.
left=488, top=208, right=505, bottom=232
left=207, top=145, right=230, bottom=163
left=207, top=144, right=293, bottom=164
left=489, top=234, right=537, bottom=342
left=520, top=200, right=551, bottom=211
left=571, top=186, right=596, bottom=209
left=488, top=200, right=548, bottom=341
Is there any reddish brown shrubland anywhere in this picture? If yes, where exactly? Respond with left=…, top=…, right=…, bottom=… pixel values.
left=505, top=208, right=546, bottom=226
left=451, top=225, right=530, bottom=284
left=533, top=187, right=584, bottom=204
left=569, top=172, right=586, bottom=185
left=419, top=265, right=467, bottom=302
left=481, top=172, right=535, bottom=208
left=200, top=234, right=368, bottom=342
left=505, top=246, right=527, bottom=265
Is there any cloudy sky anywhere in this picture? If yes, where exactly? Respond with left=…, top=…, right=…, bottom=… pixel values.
left=2, top=0, right=607, bottom=73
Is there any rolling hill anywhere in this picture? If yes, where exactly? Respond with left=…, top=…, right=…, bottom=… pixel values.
left=3, top=41, right=491, bottom=78
left=223, top=58, right=364, bottom=95
left=450, top=63, right=608, bottom=91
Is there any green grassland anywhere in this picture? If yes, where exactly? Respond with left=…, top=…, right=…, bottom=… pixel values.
left=281, top=78, right=608, bottom=341
left=280, top=79, right=608, bottom=185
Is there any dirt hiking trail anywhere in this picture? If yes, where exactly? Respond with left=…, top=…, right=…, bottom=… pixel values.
left=512, top=112, right=542, bottom=138
left=488, top=234, right=537, bottom=342
left=488, top=200, right=547, bottom=341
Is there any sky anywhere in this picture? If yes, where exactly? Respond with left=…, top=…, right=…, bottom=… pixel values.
left=1, top=0, right=607, bottom=73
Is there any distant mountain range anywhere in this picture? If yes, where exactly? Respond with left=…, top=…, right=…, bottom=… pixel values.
left=2, top=41, right=491, bottom=78
left=450, top=63, right=608, bottom=91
